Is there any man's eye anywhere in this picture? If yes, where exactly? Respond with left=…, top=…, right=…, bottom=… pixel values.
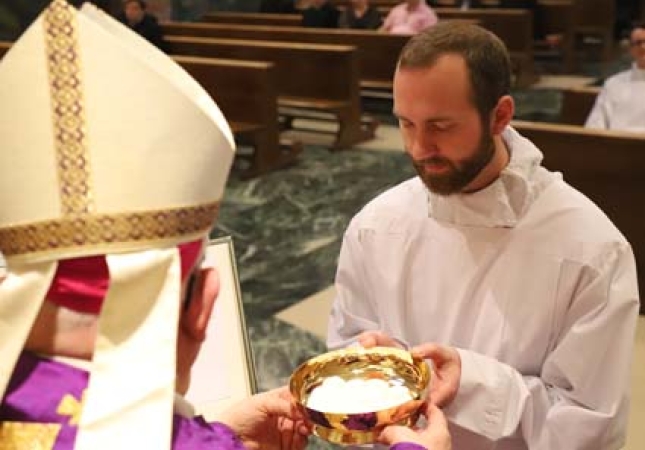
left=431, top=123, right=452, bottom=131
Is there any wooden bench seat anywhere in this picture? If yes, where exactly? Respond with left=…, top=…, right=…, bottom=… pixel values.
left=279, top=96, right=349, bottom=111
left=229, top=121, right=265, bottom=135
left=173, top=55, right=301, bottom=178
left=167, top=36, right=376, bottom=149
left=512, top=120, right=645, bottom=313
left=162, top=22, right=412, bottom=94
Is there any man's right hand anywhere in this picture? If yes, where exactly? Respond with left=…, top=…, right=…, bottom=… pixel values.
left=219, top=387, right=311, bottom=450
left=378, top=403, right=452, bottom=450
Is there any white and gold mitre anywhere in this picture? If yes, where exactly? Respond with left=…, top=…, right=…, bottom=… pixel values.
left=0, top=0, right=234, bottom=263
left=0, top=1, right=235, bottom=448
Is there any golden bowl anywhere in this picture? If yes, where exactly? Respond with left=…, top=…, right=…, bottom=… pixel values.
left=289, top=346, right=430, bottom=445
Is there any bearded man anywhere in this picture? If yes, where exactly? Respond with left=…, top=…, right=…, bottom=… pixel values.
left=328, top=22, right=640, bottom=450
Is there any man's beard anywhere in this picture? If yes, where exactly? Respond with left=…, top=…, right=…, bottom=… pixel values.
left=411, top=128, right=496, bottom=196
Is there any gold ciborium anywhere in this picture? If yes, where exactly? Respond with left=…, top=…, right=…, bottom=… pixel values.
left=289, top=346, right=430, bottom=445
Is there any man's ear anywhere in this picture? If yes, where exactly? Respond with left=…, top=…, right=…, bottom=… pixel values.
left=490, top=95, right=514, bottom=135
left=181, top=267, right=219, bottom=342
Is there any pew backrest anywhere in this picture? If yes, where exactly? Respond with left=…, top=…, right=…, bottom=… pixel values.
left=163, top=21, right=409, bottom=90
left=173, top=55, right=277, bottom=127
left=202, top=12, right=302, bottom=27
left=431, top=8, right=536, bottom=86
left=559, top=86, right=600, bottom=126
left=433, top=8, right=533, bottom=52
left=167, top=36, right=360, bottom=102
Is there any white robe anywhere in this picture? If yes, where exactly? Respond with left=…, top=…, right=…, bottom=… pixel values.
left=585, top=64, right=645, bottom=133
left=327, top=127, right=640, bottom=450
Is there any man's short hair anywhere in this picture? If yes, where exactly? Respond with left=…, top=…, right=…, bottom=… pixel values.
left=398, top=22, right=512, bottom=121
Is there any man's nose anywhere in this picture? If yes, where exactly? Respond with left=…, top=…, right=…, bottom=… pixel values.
left=409, top=130, right=439, bottom=161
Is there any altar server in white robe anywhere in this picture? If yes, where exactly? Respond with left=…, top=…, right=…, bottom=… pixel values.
left=585, top=23, right=645, bottom=132
left=328, top=22, right=640, bottom=450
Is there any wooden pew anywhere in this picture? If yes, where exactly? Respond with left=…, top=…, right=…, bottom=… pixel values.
left=533, top=0, right=575, bottom=73
left=201, top=8, right=535, bottom=87
left=433, top=8, right=536, bottom=87
left=559, top=86, right=600, bottom=126
left=379, top=2, right=575, bottom=80
left=572, top=0, right=615, bottom=64
left=512, top=120, right=645, bottom=313
left=368, top=1, right=575, bottom=73
left=0, top=41, right=10, bottom=59
left=347, top=6, right=537, bottom=87
left=162, top=21, right=412, bottom=92
left=174, top=56, right=301, bottom=178
left=202, top=12, right=302, bottom=27
left=166, top=36, right=376, bottom=149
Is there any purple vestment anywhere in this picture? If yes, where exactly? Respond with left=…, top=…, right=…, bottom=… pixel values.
left=0, top=352, right=246, bottom=449
left=0, top=352, right=428, bottom=449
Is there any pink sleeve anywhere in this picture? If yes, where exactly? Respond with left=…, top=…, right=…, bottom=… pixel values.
left=424, top=8, right=438, bottom=27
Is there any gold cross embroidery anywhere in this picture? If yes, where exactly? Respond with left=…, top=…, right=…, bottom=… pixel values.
left=0, top=422, right=61, bottom=450
left=56, top=391, right=86, bottom=426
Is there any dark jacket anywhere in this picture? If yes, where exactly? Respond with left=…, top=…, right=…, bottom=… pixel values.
left=259, top=0, right=297, bottom=14
left=302, top=3, right=341, bottom=28
left=117, top=12, right=168, bottom=52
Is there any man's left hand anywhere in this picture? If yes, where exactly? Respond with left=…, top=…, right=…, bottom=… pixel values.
left=411, top=343, right=461, bottom=408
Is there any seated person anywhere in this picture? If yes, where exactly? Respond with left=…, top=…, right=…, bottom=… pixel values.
left=301, top=0, right=341, bottom=27
left=585, top=23, right=645, bottom=132
left=259, top=0, right=298, bottom=14
left=116, top=0, right=167, bottom=51
left=339, top=0, right=383, bottom=29
left=380, top=0, right=437, bottom=35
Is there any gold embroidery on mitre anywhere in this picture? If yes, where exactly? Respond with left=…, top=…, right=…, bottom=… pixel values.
left=57, top=391, right=86, bottom=426
left=0, top=201, right=220, bottom=258
left=0, top=422, right=61, bottom=450
left=44, top=0, right=94, bottom=216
